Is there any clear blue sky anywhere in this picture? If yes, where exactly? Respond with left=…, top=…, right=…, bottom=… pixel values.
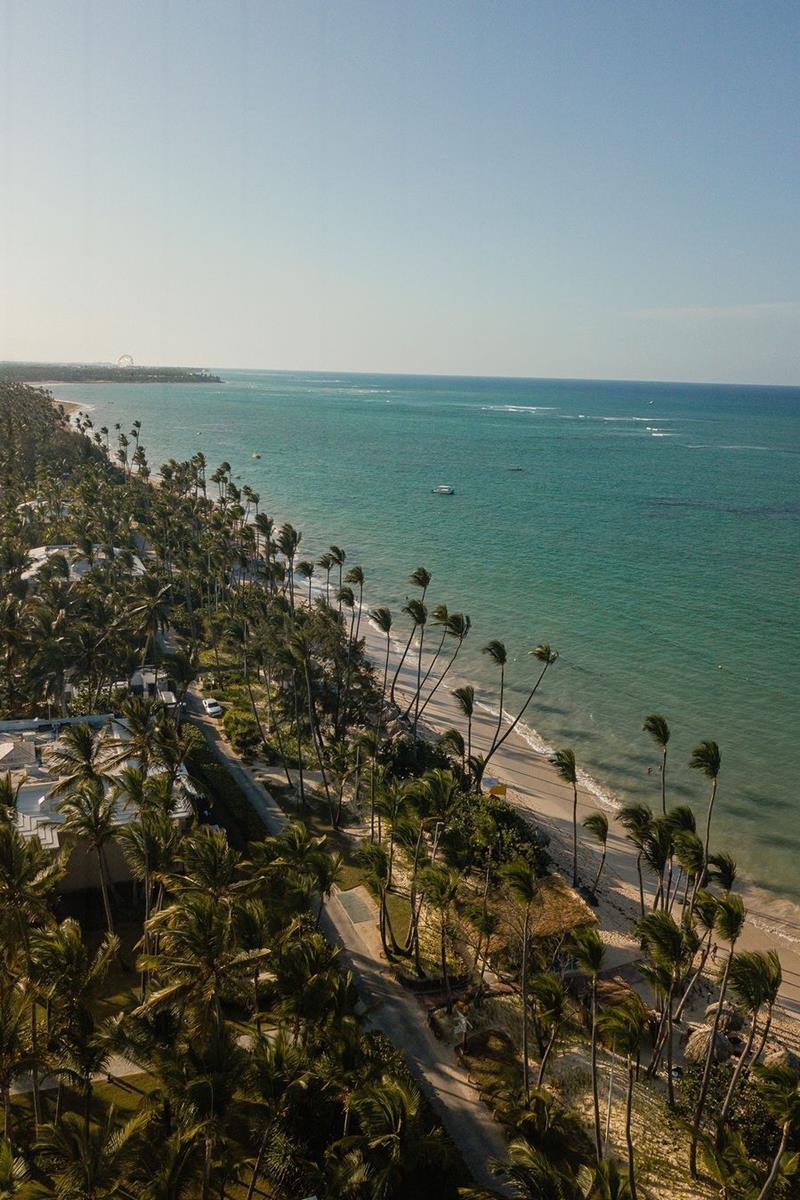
left=1, top=0, right=798, bottom=383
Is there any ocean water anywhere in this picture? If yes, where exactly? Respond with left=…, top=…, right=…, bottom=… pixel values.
left=49, top=371, right=800, bottom=908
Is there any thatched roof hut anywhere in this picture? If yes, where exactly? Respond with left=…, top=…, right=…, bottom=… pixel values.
left=684, top=1024, right=735, bottom=1065
left=704, top=1001, right=744, bottom=1032
left=762, top=1045, right=800, bottom=1072
left=531, top=874, right=597, bottom=939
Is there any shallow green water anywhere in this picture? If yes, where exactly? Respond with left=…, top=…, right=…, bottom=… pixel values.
left=51, top=371, right=800, bottom=904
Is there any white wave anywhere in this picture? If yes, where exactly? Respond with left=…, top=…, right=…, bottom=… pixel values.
left=479, top=404, right=556, bottom=414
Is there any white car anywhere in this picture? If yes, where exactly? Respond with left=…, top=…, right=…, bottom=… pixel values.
left=202, top=697, right=223, bottom=718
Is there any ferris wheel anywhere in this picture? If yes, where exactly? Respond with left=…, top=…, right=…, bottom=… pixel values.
left=116, top=354, right=134, bottom=368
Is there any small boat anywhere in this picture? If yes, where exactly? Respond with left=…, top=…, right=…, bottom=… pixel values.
left=432, top=484, right=455, bottom=495
left=251, top=452, right=262, bottom=459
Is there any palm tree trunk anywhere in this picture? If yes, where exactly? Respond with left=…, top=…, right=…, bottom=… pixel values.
left=756, top=1121, right=790, bottom=1200
left=572, top=782, right=579, bottom=888
left=481, top=661, right=553, bottom=774
left=660, top=747, right=667, bottom=814
left=753, top=1003, right=775, bottom=1065
left=389, top=628, right=416, bottom=708
left=590, top=977, right=601, bottom=1161
left=690, top=944, right=736, bottom=1177
left=675, top=932, right=713, bottom=1021
left=536, top=1022, right=559, bottom=1087
left=703, top=777, right=718, bottom=864
left=521, top=908, right=530, bottom=1102
left=719, top=1009, right=759, bottom=1128
left=97, top=847, right=115, bottom=934
left=625, top=1055, right=638, bottom=1200
left=245, top=1123, right=271, bottom=1200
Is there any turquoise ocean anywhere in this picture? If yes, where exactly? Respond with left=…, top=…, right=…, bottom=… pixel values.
left=49, top=372, right=800, bottom=915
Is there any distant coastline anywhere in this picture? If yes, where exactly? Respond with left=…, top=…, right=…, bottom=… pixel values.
left=1, top=361, right=222, bottom=385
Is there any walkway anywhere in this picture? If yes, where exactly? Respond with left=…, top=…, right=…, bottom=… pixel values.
left=188, top=695, right=512, bottom=1194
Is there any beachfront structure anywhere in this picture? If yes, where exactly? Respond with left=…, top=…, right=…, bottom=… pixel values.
left=0, top=715, right=194, bottom=893
left=22, top=543, right=145, bottom=583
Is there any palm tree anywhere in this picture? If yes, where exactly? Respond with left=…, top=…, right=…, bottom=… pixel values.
left=0, top=1137, right=28, bottom=1198
left=530, top=973, right=570, bottom=1086
left=45, top=722, right=114, bottom=798
left=56, top=781, right=118, bottom=933
left=0, top=821, right=64, bottom=1127
left=0, top=987, right=31, bottom=1140
left=481, top=640, right=508, bottom=759
left=617, top=803, right=652, bottom=917
left=753, top=1063, right=800, bottom=1200
left=480, top=644, right=559, bottom=779
left=718, top=949, right=782, bottom=1128
left=637, top=909, right=689, bottom=1105
left=348, top=1074, right=446, bottom=1199
left=453, top=685, right=475, bottom=776
left=416, top=611, right=471, bottom=720
left=571, top=926, right=606, bottom=1161
left=296, top=559, right=315, bottom=605
left=390, top=598, right=426, bottom=710
left=689, top=740, right=721, bottom=863
left=277, top=523, right=302, bottom=608
left=689, top=892, right=746, bottom=1178
left=420, top=864, right=461, bottom=1012
left=502, top=858, right=538, bottom=1102
left=583, top=811, right=609, bottom=899
left=34, top=1108, right=145, bottom=1200
left=328, top=544, right=346, bottom=605
left=550, top=748, right=579, bottom=887
left=598, top=995, right=649, bottom=1200
left=642, top=714, right=670, bottom=814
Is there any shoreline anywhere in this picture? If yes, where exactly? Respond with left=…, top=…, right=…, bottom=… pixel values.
left=49, top=388, right=800, bottom=1021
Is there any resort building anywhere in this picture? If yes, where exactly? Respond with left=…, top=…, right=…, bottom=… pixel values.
left=22, top=544, right=146, bottom=582
left=0, top=715, right=195, bottom=893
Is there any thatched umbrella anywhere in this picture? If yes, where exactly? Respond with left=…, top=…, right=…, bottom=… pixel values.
left=684, top=1024, right=735, bottom=1065
left=704, top=1001, right=745, bottom=1032
left=762, top=1045, right=800, bottom=1072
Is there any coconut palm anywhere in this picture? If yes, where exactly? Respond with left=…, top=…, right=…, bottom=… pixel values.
left=56, top=781, right=119, bottom=934
left=642, top=715, right=670, bottom=814
left=277, top=523, right=302, bottom=607
left=616, top=803, right=652, bottom=917
left=45, top=722, right=114, bottom=799
left=348, top=1074, right=447, bottom=1200
left=503, top=858, right=539, bottom=1102
left=598, top=995, right=649, bottom=1200
left=637, top=909, right=690, bottom=1105
left=0, top=1137, right=28, bottom=1198
left=480, top=644, right=559, bottom=779
left=0, top=987, right=31, bottom=1140
left=388, top=598, right=426, bottom=710
left=417, top=611, right=471, bottom=720
left=420, top=864, right=461, bottom=1012
left=718, top=949, right=782, bottom=1128
left=452, top=684, right=476, bottom=774
left=530, top=973, right=571, bottom=1086
left=0, top=821, right=64, bottom=1127
left=582, top=811, right=609, bottom=899
left=571, top=927, right=606, bottom=1160
left=689, top=891, right=746, bottom=1178
left=550, top=748, right=579, bottom=888
left=753, top=1063, right=800, bottom=1200
left=481, top=640, right=508, bottom=760
left=689, top=740, right=721, bottom=864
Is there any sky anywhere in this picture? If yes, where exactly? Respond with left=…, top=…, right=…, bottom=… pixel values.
left=1, top=0, right=799, bottom=384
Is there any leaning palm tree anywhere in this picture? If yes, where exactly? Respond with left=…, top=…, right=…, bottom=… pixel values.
left=389, top=598, right=426, bottom=710
left=550, top=747, right=579, bottom=887
left=453, top=685, right=475, bottom=773
left=617, top=802, right=652, bottom=917
left=530, top=973, right=571, bottom=1087
left=689, top=891, right=746, bottom=1178
left=45, top=722, right=114, bottom=798
left=56, top=781, right=119, bottom=934
left=583, top=811, right=609, bottom=899
left=689, top=740, right=721, bottom=863
left=502, top=858, right=538, bottom=1103
left=718, top=949, right=782, bottom=1128
left=753, top=1063, right=800, bottom=1200
left=481, top=640, right=508, bottom=759
left=642, top=714, right=670, bottom=814
left=571, top=926, right=606, bottom=1161
left=637, top=909, right=689, bottom=1105
left=598, top=995, right=649, bottom=1200
left=480, top=644, right=559, bottom=780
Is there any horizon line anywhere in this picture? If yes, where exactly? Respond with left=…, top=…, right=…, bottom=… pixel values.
left=3, top=357, right=799, bottom=392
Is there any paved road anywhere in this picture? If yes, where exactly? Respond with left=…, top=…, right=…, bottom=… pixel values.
left=189, top=697, right=512, bottom=1194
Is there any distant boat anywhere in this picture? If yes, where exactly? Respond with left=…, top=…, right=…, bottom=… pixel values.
left=252, top=452, right=262, bottom=459
left=507, top=466, right=523, bottom=472
left=432, top=484, right=455, bottom=495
